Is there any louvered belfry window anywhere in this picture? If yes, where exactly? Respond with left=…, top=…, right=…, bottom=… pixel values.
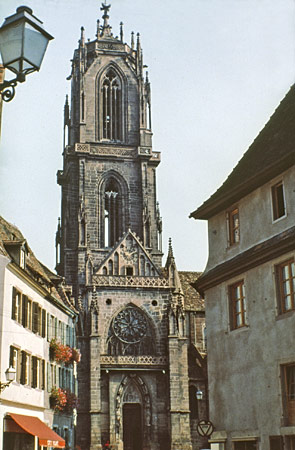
left=102, top=69, right=122, bottom=141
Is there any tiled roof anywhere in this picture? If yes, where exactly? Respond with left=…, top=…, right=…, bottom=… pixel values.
left=179, top=271, right=204, bottom=311
left=190, top=85, right=295, bottom=219
left=0, top=216, right=75, bottom=313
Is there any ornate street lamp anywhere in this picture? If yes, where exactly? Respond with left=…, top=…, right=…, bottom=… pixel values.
left=0, top=366, right=16, bottom=392
left=0, top=6, right=53, bottom=102
left=196, top=388, right=203, bottom=401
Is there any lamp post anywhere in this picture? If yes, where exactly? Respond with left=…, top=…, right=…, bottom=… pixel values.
left=0, top=6, right=53, bottom=102
left=0, top=366, right=16, bottom=392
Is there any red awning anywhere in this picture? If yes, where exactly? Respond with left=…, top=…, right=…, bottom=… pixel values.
left=8, top=413, right=65, bottom=448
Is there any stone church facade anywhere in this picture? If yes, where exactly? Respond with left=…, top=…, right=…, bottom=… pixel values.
left=56, top=4, right=207, bottom=450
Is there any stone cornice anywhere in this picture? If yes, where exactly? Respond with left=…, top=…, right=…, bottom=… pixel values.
left=194, top=226, right=295, bottom=297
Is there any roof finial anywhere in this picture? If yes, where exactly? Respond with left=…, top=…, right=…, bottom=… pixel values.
left=120, top=22, right=124, bottom=42
left=168, top=238, right=174, bottom=258
left=131, top=31, right=135, bottom=50
left=100, top=2, right=113, bottom=38
left=96, top=19, right=100, bottom=38
left=79, top=26, right=85, bottom=47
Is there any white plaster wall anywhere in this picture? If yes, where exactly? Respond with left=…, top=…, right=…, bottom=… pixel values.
left=205, top=166, right=295, bottom=272
left=206, top=250, right=295, bottom=443
left=0, top=262, right=75, bottom=407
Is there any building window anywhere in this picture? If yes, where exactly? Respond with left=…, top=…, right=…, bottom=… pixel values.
left=233, top=441, right=257, bottom=450
left=20, top=247, right=26, bottom=268
left=12, top=288, right=22, bottom=323
left=9, top=346, right=19, bottom=382
left=282, top=364, right=295, bottom=426
left=285, top=436, right=295, bottom=450
left=20, top=351, right=30, bottom=385
left=269, top=436, right=283, bottom=450
left=31, top=356, right=40, bottom=388
left=41, top=310, right=46, bottom=338
left=101, top=68, right=122, bottom=141
left=32, top=302, right=41, bottom=334
left=202, top=324, right=207, bottom=351
left=104, top=178, right=123, bottom=247
left=227, top=207, right=240, bottom=246
left=229, top=281, right=247, bottom=329
left=272, top=181, right=286, bottom=220
left=276, top=260, right=295, bottom=313
left=126, top=267, right=133, bottom=276
left=22, top=296, right=32, bottom=330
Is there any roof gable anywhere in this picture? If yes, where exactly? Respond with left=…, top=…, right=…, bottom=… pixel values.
left=95, top=230, right=160, bottom=277
left=191, top=85, right=295, bottom=219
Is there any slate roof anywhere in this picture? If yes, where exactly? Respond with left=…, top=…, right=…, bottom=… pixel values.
left=190, top=85, right=295, bottom=219
left=179, top=271, right=204, bottom=311
left=0, top=216, right=76, bottom=313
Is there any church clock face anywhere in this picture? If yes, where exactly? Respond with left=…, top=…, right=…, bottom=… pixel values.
left=113, top=307, right=147, bottom=344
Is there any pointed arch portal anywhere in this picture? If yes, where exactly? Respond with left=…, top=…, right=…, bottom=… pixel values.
left=115, top=374, right=151, bottom=450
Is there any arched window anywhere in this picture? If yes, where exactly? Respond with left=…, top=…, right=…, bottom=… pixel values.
left=101, top=68, right=122, bottom=141
left=104, top=178, right=122, bottom=247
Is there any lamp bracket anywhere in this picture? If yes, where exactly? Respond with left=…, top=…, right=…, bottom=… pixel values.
left=0, top=74, right=26, bottom=102
left=0, top=379, right=13, bottom=392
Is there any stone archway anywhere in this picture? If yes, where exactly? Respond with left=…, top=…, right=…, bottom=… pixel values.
left=115, top=374, right=151, bottom=449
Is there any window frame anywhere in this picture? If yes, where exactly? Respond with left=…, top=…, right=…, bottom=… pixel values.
left=20, top=351, right=31, bottom=385
left=281, top=363, right=295, bottom=426
left=271, top=180, right=286, bottom=221
left=229, top=280, right=247, bottom=330
left=227, top=207, right=240, bottom=246
left=9, top=345, right=20, bottom=383
left=12, top=288, right=22, bottom=323
left=276, top=259, right=295, bottom=314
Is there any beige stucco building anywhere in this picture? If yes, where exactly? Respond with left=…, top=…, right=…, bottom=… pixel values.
left=191, top=86, right=295, bottom=449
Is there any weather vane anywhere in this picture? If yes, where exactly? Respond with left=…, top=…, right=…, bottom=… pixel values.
left=100, top=1, right=111, bottom=15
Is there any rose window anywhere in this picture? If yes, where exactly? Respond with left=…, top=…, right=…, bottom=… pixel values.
left=107, top=306, right=155, bottom=356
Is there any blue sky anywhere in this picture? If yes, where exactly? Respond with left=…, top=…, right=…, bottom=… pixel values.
left=0, top=0, right=294, bottom=271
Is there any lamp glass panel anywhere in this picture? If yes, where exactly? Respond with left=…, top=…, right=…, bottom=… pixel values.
left=0, top=22, right=24, bottom=73
left=6, top=367, right=16, bottom=381
left=23, top=22, right=49, bottom=70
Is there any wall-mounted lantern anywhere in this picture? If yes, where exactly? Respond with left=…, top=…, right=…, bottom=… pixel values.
left=0, top=6, right=53, bottom=102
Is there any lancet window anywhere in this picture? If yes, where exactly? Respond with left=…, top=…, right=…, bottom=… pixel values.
left=104, top=178, right=123, bottom=247
left=101, top=68, right=122, bottom=141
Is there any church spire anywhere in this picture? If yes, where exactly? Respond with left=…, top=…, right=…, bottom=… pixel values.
left=100, top=1, right=113, bottom=38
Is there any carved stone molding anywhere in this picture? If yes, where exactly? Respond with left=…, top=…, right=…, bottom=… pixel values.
left=92, top=275, right=169, bottom=288
left=101, top=355, right=167, bottom=366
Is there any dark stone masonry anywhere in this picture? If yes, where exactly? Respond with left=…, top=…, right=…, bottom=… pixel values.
left=56, top=4, right=207, bottom=449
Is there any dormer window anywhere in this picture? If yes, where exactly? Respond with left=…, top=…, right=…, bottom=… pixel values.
left=20, top=247, right=26, bottom=269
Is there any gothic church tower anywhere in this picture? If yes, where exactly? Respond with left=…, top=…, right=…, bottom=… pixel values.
left=56, top=4, right=199, bottom=450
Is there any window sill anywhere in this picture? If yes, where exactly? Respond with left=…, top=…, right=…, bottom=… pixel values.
left=226, top=242, right=240, bottom=251
left=229, top=324, right=249, bottom=333
left=276, top=309, right=295, bottom=321
left=272, top=213, right=287, bottom=224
